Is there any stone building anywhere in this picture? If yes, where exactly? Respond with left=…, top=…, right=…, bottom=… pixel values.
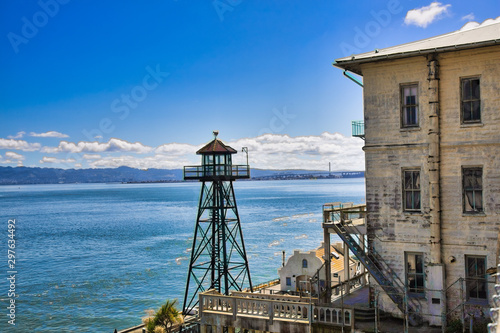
left=333, top=18, right=500, bottom=326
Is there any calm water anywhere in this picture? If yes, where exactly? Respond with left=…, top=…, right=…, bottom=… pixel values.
left=0, top=178, right=364, bottom=332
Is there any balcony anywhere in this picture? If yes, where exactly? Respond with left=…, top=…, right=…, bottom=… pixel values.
left=351, top=120, right=365, bottom=139
left=323, top=202, right=367, bottom=235
left=184, top=164, right=250, bottom=180
left=199, top=289, right=353, bottom=331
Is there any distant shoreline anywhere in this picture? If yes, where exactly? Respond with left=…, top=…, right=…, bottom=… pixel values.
left=0, top=175, right=365, bottom=186
left=0, top=166, right=364, bottom=185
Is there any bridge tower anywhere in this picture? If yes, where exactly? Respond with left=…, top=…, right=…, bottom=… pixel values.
left=182, top=131, right=253, bottom=315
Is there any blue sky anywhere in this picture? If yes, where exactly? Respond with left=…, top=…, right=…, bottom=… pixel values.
left=1, top=1, right=498, bottom=170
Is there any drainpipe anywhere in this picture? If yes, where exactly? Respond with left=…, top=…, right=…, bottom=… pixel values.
left=343, top=70, right=364, bottom=87
left=427, top=54, right=442, bottom=264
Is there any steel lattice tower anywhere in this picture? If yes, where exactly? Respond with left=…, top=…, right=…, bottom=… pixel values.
left=182, top=131, right=253, bottom=315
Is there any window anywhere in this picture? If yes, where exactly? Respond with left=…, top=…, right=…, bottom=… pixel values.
left=403, top=169, right=421, bottom=212
left=302, top=259, right=308, bottom=268
left=401, top=84, right=419, bottom=127
left=466, top=256, right=487, bottom=300
left=406, top=252, right=424, bottom=294
left=463, top=167, right=483, bottom=213
left=461, top=77, right=481, bottom=123
left=286, top=277, right=291, bottom=286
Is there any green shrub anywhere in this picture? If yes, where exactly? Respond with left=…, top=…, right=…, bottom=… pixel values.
left=445, top=318, right=463, bottom=333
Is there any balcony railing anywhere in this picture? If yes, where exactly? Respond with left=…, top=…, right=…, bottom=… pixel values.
left=351, top=120, right=365, bottom=139
left=199, top=290, right=353, bottom=327
left=184, top=164, right=250, bottom=180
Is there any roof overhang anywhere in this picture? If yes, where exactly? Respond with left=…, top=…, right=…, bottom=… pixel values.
left=334, top=19, right=500, bottom=76
left=334, top=39, right=500, bottom=75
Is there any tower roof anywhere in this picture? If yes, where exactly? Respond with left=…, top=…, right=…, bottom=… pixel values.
left=196, top=138, right=237, bottom=155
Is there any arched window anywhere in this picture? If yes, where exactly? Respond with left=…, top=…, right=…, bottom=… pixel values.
left=302, top=259, right=308, bottom=268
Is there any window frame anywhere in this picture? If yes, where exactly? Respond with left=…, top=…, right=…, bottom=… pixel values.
left=400, top=83, right=419, bottom=128
left=302, top=259, right=308, bottom=268
left=405, top=252, right=425, bottom=295
left=402, top=168, right=421, bottom=212
left=465, top=255, right=487, bottom=300
left=286, top=277, right=291, bottom=286
left=462, top=167, right=483, bottom=214
left=460, top=76, right=481, bottom=124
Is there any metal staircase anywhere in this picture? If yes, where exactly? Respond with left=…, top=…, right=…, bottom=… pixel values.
left=329, top=218, right=423, bottom=326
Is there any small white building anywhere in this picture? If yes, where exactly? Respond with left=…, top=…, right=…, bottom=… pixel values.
left=278, top=243, right=359, bottom=295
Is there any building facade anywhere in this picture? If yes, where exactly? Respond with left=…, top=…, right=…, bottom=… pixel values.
left=278, top=243, right=359, bottom=295
left=334, top=19, right=500, bottom=326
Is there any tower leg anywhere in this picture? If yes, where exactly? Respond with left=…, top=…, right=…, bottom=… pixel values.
left=183, top=180, right=252, bottom=314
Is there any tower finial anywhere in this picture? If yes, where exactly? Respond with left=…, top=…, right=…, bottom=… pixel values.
left=213, top=130, right=219, bottom=139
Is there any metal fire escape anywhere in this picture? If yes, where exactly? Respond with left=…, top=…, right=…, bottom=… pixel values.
left=323, top=203, right=422, bottom=325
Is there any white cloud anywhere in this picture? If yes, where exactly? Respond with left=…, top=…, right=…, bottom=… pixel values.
left=405, top=2, right=451, bottom=28
left=7, top=131, right=26, bottom=139
left=41, top=138, right=153, bottom=154
left=0, top=152, right=24, bottom=166
left=82, top=154, right=102, bottom=160
left=87, top=154, right=194, bottom=169
left=227, top=132, right=364, bottom=171
left=84, top=132, right=364, bottom=171
left=39, top=156, right=76, bottom=164
left=155, top=143, right=199, bottom=155
left=0, top=138, right=41, bottom=151
left=461, top=13, right=475, bottom=21
left=460, top=16, right=500, bottom=31
left=5, top=152, right=24, bottom=160
left=30, top=131, right=69, bottom=138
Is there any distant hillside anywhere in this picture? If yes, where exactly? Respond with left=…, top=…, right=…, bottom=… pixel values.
left=0, top=166, right=364, bottom=185
left=0, top=166, right=183, bottom=185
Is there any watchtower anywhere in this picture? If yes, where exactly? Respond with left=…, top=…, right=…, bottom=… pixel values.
left=182, top=131, right=253, bottom=315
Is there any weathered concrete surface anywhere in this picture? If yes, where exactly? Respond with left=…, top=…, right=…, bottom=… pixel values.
left=359, top=44, right=500, bottom=324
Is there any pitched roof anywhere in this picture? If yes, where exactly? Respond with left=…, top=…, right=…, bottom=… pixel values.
left=196, top=138, right=237, bottom=155
left=334, top=17, right=500, bottom=75
left=315, top=245, right=357, bottom=273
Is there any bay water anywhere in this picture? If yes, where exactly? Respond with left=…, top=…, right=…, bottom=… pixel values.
left=0, top=178, right=364, bottom=332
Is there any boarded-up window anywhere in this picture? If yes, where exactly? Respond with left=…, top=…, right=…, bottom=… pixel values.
left=401, top=84, right=419, bottom=127
left=463, top=167, right=483, bottom=213
left=403, top=169, right=421, bottom=212
left=466, top=256, right=487, bottom=299
left=461, top=77, right=481, bottom=123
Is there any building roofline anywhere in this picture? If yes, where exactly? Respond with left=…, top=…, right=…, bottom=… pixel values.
left=333, top=40, right=500, bottom=75
left=334, top=18, right=500, bottom=75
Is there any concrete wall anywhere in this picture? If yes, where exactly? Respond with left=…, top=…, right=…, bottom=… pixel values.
left=359, top=44, right=500, bottom=323
left=278, top=248, right=358, bottom=294
left=278, top=250, right=324, bottom=293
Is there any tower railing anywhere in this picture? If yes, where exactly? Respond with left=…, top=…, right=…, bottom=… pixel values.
left=184, top=164, right=250, bottom=180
